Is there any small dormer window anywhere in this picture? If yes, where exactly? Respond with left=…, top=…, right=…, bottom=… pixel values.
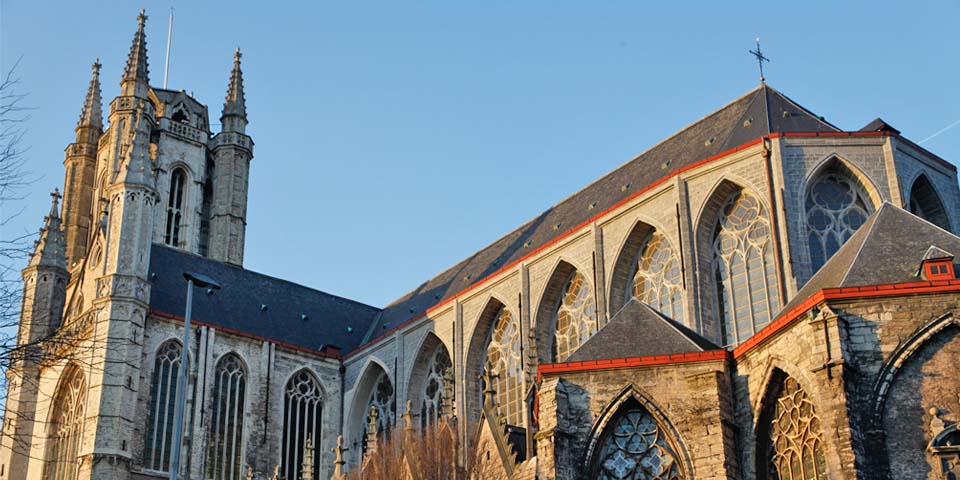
left=919, top=246, right=956, bottom=281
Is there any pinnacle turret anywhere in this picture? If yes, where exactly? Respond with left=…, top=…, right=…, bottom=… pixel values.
left=121, top=9, right=150, bottom=98
left=28, top=190, right=66, bottom=270
left=78, top=59, right=103, bottom=130
left=221, top=48, right=247, bottom=133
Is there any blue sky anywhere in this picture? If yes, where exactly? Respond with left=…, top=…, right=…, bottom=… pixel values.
left=2, top=1, right=958, bottom=308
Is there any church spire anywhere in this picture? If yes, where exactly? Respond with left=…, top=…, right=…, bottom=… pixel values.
left=221, top=48, right=247, bottom=133
left=78, top=59, right=103, bottom=130
left=28, top=190, right=66, bottom=270
left=121, top=9, right=150, bottom=98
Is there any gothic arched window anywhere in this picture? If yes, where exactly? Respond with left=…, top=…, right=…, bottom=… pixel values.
left=553, top=271, right=598, bottom=362
left=207, top=354, right=246, bottom=480
left=591, top=399, right=685, bottom=480
left=805, top=170, right=872, bottom=273
left=282, top=370, right=323, bottom=480
left=366, top=370, right=396, bottom=438
left=713, top=191, right=780, bottom=347
left=761, top=376, right=827, bottom=480
left=420, top=344, right=452, bottom=429
left=164, top=168, right=186, bottom=247
left=144, top=341, right=182, bottom=472
left=485, top=307, right=523, bottom=426
left=629, top=231, right=684, bottom=322
left=44, top=365, right=86, bottom=480
left=909, top=174, right=951, bottom=231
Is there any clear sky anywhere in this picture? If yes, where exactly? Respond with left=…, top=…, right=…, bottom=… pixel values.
left=1, top=1, right=958, bottom=308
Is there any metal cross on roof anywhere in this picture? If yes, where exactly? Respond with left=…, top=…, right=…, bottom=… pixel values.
left=749, top=37, right=770, bottom=83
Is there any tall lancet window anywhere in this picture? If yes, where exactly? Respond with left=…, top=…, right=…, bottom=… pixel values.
left=553, top=271, right=597, bottom=362
left=282, top=370, right=323, bottom=480
left=165, top=168, right=186, bottom=247
left=44, top=365, right=86, bottom=480
left=144, top=341, right=182, bottom=472
left=485, top=307, right=523, bottom=426
left=207, top=354, right=246, bottom=480
left=420, top=345, right=452, bottom=428
left=713, top=191, right=780, bottom=347
left=805, top=170, right=872, bottom=273
left=629, top=231, right=684, bottom=322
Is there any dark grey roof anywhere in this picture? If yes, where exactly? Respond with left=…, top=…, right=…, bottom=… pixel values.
left=375, top=84, right=838, bottom=332
left=783, top=204, right=960, bottom=313
left=148, top=244, right=381, bottom=354
left=859, top=117, right=901, bottom=134
left=564, top=300, right=718, bottom=363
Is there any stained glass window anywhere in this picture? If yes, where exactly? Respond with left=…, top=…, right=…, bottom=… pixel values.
left=713, top=192, right=780, bottom=347
left=144, top=341, right=181, bottom=472
left=420, top=345, right=451, bottom=428
left=629, top=232, right=684, bottom=322
left=485, top=307, right=523, bottom=426
left=554, top=271, right=598, bottom=362
left=805, top=172, right=872, bottom=273
left=208, top=354, right=246, bottom=480
left=593, top=401, right=685, bottom=480
left=44, top=366, right=86, bottom=480
left=282, top=370, right=322, bottom=480
left=768, top=377, right=827, bottom=480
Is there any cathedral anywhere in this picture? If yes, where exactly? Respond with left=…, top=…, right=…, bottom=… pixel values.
left=3, top=10, right=960, bottom=480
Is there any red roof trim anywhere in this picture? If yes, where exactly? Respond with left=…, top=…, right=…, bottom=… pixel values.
left=151, top=309, right=341, bottom=359
left=345, top=130, right=931, bottom=359
left=732, top=279, right=960, bottom=358
left=537, top=349, right=730, bottom=380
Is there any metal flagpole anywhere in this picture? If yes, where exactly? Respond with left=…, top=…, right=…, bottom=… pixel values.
left=163, top=7, right=174, bottom=88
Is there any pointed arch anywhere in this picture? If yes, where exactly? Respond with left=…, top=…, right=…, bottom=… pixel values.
left=43, top=363, right=87, bottom=480
left=406, top=332, right=452, bottom=429
left=584, top=385, right=691, bottom=479
left=207, top=352, right=247, bottom=480
left=164, top=167, right=188, bottom=247
left=804, top=156, right=877, bottom=274
left=696, top=180, right=780, bottom=347
left=908, top=173, right=951, bottom=231
left=533, top=259, right=598, bottom=363
left=609, top=218, right=685, bottom=324
left=143, top=339, right=183, bottom=472
left=346, top=358, right=395, bottom=457
left=803, top=154, right=884, bottom=209
left=281, top=368, right=323, bottom=480
left=465, top=296, right=524, bottom=427
left=755, top=369, right=828, bottom=480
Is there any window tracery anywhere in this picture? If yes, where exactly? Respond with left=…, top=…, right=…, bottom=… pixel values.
left=208, top=354, right=246, bottom=480
left=554, top=271, right=598, bottom=362
left=593, top=401, right=685, bottom=480
left=485, top=307, right=523, bottom=426
left=767, top=377, right=827, bottom=480
left=44, top=366, right=86, bottom=480
left=420, top=345, right=451, bottom=428
left=366, top=371, right=395, bottom=438
left=144, top=341, right=181, bottom=472
left=282, top=370, right=322, bottom=480
left=164, top=168, right=186, bottom=247
left=629, top=232, right=684, bottom=322
left=805, top=171, right=872, bottom=273
left=713, top=191, right=780, bottom=347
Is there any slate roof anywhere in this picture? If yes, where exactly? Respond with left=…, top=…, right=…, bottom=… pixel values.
left=375, top=84, right=839, bottom=332
left=782, top=203, right=960, bottom=314
left=148, top=244, right=382, bottom=354
left=564, top=300, right=718, bottom=363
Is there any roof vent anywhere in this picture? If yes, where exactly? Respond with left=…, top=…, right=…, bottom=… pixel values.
left=346, top=326, right=354, bottom=333
left=621, top=182, right=631, bottom=192
left=743, top=117, right=753, bottom=127
left=434, top=293, right=441, bottom=299
left=409, top=307, right=417, bottom=313
left=300, top=314, right=309, bottom=321
left=919, top=246, right=955, bottom=280
left=206, top=288, right=214, bottom=294
left=150, top=272, right=158, bottom=279
left=661, top=159, right=672, bottom=170
left=553, top=222, right=562, bottom=231
left=704, top=137, right=715, bottom=146
left=523, top=241, right=532, bottom=248
left=782, top=111, right=792, bottom=118
left=588, top=201, right=597, bottom=211
left=464, top=274, right=472, bottom=281
left=260, top=304, right=268, bottom=311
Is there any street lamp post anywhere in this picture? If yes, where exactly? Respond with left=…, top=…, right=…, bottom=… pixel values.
left=170, top=272, right=221, bottom=480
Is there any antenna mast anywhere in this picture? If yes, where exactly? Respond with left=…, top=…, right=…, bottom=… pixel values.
left=163, top=7, right=174, bottom=88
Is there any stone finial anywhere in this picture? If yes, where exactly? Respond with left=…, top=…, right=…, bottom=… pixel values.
left=930, top=407, right=946, bottom=435
left=121, top=8, right=150, bottom=97
left=270, top=465, right=281, bottom=480
left=221, top=46, right=247, bottom=126
left=365, top=405, right=380, bottom=455
left=301, top=434, right=314, bottom=480
left=331, top=435, right=348, bottom=480
left=78, top=59, right=103, bottom=130
left=245, top=467, right=255, bottom=480
left=28, top=189, right=66, bottom=270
